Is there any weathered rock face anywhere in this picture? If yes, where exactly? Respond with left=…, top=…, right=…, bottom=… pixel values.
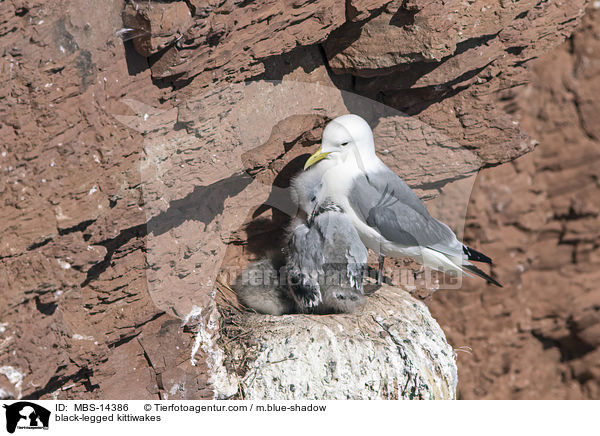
left=428, top=5, right=600, bottom=400
left=0, top=0, right=588, bottom=399
left=326, top=0, right=582, bottom=74
left=123, top=0, right=347, bottom=81
left=122, top=1, right=193, bottom=57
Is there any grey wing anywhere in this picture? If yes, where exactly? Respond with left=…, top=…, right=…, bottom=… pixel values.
left=315, top=211, right=368, bottom=291
left=286, top=221, right=324, bottom=309
left=367, top=167, right=429, bottom=216
left=349, top=172, right=462, bottom=255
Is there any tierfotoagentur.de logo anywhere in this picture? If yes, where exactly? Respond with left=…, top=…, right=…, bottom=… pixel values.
left=2, top=402, right=50, bottom=434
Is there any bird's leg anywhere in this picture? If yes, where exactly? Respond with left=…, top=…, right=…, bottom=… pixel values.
left=377, top=254, right=385, bottom=285
left=308, top=204, right=319, bottom=225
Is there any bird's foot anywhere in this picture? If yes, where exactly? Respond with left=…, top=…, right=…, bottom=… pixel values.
left=290, top=283, right=322, bottom=311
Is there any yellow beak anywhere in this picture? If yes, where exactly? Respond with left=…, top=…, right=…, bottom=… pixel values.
left=304, top=148, right=331, bottom=170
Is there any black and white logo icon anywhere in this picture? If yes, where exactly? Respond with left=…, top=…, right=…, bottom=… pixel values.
left=2, top=402, right=50, bottom=433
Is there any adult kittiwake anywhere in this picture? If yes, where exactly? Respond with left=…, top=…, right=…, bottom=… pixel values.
left=303, top=114, right=501, bottom=287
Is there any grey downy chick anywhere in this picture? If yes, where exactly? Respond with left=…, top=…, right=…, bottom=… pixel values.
left=234, top=256, right=295, bottom=315
left=285, top=167, right=368, bottom=314
left=235, top=164, right=368, bottom=315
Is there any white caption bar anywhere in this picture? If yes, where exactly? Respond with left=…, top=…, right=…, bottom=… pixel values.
left=0, top=400, right=596, bottom=436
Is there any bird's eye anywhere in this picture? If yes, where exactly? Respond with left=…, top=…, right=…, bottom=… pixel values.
left=341, top=142, right=349, bottom=146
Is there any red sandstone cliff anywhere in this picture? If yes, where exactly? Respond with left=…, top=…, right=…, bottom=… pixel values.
left=0, top=0, right=596, bottom=399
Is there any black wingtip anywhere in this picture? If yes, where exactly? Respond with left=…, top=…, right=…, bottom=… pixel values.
left=463, top=264, right=503, bottom=287
left=463, top=245, right=492, bottom=264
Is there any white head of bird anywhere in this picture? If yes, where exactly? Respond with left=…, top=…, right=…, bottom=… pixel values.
left=304, top=114, right=379, bottom=172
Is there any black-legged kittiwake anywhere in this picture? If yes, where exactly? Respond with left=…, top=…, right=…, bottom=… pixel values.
left=303, top=114, right=501, bottom=287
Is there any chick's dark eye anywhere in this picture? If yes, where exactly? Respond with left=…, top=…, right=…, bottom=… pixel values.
left=341, top=142, right=349, bottom=146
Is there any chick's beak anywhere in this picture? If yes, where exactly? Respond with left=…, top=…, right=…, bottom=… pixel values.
left=304, top=148, right=331, bottom=170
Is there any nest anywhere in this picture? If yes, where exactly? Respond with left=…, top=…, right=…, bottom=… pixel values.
left=214, top=280, right=457, bottom=400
